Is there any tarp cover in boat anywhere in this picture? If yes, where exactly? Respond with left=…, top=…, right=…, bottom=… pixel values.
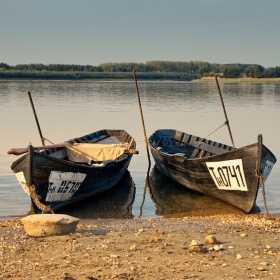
left=66, top=143, right=128, bottom=164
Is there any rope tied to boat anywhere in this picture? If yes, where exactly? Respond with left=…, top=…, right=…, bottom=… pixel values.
left=198, top=121, right=227, bottom=146
left=29, top=185, right=54, bottom=214
left=128, top=137, right=134, bottom=149
left=258, top=175, right=269, bottom=215
left=42, top=137, right=55, bottom=145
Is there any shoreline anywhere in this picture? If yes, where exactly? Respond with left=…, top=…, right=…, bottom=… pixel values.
left=192, top=77, right=280, bottom=83
left=1, top=77, right=280, bottom=83
left=1, top=214, right=280, bottom=279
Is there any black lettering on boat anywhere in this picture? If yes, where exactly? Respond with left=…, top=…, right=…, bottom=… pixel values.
left=60, top=180, right=67, bottom=187
left=236, top=165, right=245, bottom=187
left=206, top=159, right=248, bottom=191
left=46, top=171, right=86, bottom=202
left=217, top=167, right=229, bottom=187
left=228, top=165, right=240, bottom=187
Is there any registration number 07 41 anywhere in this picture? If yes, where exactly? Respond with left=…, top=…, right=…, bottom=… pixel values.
left=206, top=159, right=248, bottom=191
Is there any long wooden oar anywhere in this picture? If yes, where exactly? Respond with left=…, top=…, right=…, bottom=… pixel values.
left=7, top=142, right=139, bottom=156
left=7, top=142, right=71, bottom=155
left=132, top=69, right=151, bottom=166
left=28, top=91, right=45, bottom=146
left=214, top=75, right=235, bottom=148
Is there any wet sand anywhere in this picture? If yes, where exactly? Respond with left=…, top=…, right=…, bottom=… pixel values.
left=1, top=214, right=280, bottom=279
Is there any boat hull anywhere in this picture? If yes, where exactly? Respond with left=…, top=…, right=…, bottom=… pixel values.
left=11, top=129, right=136, bottom=213
left=149, top=129, right=277, bottom=213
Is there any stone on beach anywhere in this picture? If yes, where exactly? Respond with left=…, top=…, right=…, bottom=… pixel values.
left=204, top=234, right=218, bottom=244
left=189, top=240, right=208, bottom=252
left=21, top=214, right=79, bottom=237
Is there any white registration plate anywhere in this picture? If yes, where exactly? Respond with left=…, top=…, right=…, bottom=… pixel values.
left=46, top=171, right=86, bottom=202
left=206, top=159, right=248, bottom=191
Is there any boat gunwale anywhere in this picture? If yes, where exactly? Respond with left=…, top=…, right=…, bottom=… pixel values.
left=148, top=129, right=277, bottom=163
left=11, top=129, right=136, bottom=170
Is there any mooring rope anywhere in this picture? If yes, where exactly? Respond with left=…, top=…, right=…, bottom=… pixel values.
left=258, top=175, right=269, bottom=215
left=198, top=121, right=227, bottom=146
left=29, top=185, right=54, bottom=214
left=42, top=137, right=55, bottom=145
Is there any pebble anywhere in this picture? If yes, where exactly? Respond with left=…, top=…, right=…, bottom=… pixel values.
left=257, top=267, right=265, bottom=271
left=130, top=245, right=137, bottom=251
left=189, top=245, right=208, bottom=253
left=214, top=245, right=223, bottom=251
left=189, top=240, right=208, bottom=253
left=205, top=235, right=218, bottom=244
left=150, top=237, right=159, bottom=243
left=110, top=255, right=119, bottom=259
left=190, top=240, right=201, bottom=246
left=236, top=254, right=242, bottom=260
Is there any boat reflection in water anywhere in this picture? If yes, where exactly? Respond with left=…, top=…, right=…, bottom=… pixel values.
left=148, top=167, right=260, bottom=218
left=27, top=171, right=135, bottom=219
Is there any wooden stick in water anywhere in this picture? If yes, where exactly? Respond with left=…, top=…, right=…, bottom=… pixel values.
left=28, top=91, right=45, bottom=146
left=214, top=75, right=235, bottom=148
left=132, top=69, right=151, bottom=166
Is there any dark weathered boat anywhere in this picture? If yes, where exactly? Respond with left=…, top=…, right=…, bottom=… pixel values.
left=10, top=129, right=138, bottom=214
left=44, top=170, right=136, bottom=219
left=148, top=129, right=277, bottom=213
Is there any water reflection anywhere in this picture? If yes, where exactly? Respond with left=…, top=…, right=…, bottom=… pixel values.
left=27, top=171, right=136, bottom=219
left=1, top=80, right=279, bottom=218
left=148, top=167, right=260, bottom=217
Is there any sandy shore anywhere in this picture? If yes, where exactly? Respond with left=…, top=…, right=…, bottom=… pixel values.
left=1, top=214, right=280, bottom=279
left=192, top=77, right=280, bottom=83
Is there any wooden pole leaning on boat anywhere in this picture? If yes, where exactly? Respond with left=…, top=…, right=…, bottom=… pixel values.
left=132, top=69, right=151, bottom=166
left=28, top=91, right=45, bottom=146
left=7, top=142, right=139, bottom=156
left=7, top=142, right=72, bottom=155
left=214, top=75, right=235, bottom=148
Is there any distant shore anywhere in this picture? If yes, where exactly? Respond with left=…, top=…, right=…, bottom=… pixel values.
left=1, top=77, right=280, bottom=83
left=192, top=77, right=280, bottom=83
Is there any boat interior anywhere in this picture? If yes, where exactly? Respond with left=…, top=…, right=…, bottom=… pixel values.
left=40, top=130, right=135, bottom=165
left=150, top=129, right=234, bottom=159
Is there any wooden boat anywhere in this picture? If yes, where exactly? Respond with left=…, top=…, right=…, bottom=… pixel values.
left=9, top=129, right=138, bottom=214
left=30, top=170, right=136, bottom=219
left=148, top=129, right=277, bottom=213
left=148, top=166, right=259, bottom=217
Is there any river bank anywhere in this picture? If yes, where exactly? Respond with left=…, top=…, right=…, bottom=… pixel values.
left=1, top=214, right=280, bottom=279
left=1, top=77, right=280, bottom=83
left=192, top=77, right=280, bottom=83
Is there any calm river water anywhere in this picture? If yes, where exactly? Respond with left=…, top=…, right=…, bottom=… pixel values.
left=0, top=80, right=279, bottom=220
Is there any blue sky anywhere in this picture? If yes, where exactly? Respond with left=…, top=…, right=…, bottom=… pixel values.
left=1, top=0, right=279, bottom=68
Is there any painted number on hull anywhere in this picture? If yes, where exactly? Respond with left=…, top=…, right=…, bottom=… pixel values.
left=206, top=159, right=248, bottom=191
left=46, top=171, right=87, bottom=202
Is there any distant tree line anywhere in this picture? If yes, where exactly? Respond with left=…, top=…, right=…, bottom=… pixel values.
left=1, top=61, right=280, bottom=80
left=0, top=70, right=193, bottom=81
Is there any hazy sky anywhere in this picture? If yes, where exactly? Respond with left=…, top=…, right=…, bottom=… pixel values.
left=1, top=0, right=279, bottom=67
